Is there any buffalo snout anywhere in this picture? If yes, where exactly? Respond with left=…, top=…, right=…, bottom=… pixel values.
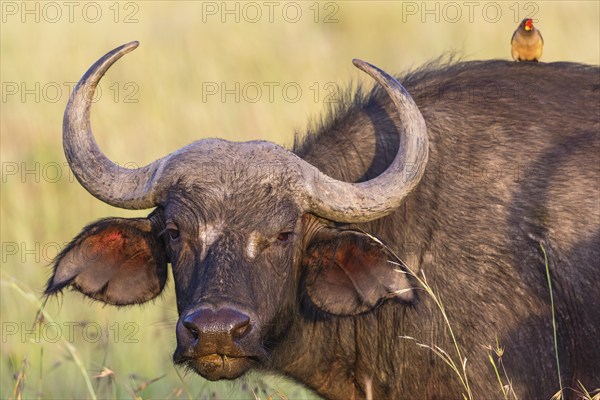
left=174, top=306, right=263, bottom=380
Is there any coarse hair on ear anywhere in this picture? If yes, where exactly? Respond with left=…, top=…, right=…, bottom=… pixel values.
left=303, top=227, right=413, bottom=316
left=46, top=217, right=168, bottom=306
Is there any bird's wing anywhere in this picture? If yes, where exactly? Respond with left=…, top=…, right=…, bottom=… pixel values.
left=510, top=29, right=518, bottom=44
left=538, top=29, right=544, bottom=45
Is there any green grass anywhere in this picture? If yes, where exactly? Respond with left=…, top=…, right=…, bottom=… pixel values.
left=540, top=243, right=563, bottom=399
left=2, top=2, right=599, bottom=399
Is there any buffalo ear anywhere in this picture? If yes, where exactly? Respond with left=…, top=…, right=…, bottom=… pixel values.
left=303, top=229, right=413, bottom=316
left=46, top=217, right=168, bottom=305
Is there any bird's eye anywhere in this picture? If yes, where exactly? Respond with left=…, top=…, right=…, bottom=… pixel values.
left=276, top=232, right=292, bottom=243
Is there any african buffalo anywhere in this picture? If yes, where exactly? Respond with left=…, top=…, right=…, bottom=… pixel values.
left=47, top=42, right=599, bottom=399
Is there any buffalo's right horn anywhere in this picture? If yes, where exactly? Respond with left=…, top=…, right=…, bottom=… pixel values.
left=63, top=41, right=168, bottom=209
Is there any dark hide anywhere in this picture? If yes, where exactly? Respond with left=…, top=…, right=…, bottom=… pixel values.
left=287, top=60, right=600, bottom=399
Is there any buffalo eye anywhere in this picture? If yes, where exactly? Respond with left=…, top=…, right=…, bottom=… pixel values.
left=276, top=232, right=293, bottom=243
left=169, top=229, right=180, bottom=241
left=164, top=222, right=180, bottom=242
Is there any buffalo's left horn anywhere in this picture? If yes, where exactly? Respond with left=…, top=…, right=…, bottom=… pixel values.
left=63, top=41, right=168, bottom=209
left=295, top=59, right=429, bottom=223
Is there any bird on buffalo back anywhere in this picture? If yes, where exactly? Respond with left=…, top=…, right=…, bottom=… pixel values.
left=511, top=18, right=544, bottom=62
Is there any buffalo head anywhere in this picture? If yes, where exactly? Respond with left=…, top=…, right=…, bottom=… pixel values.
left=46, top=42, right=428, bottom=380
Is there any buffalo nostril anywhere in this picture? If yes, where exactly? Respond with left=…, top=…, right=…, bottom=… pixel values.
left=183, top=319, right=199, bottom=340
left=231, top=318, right=251, bottom=339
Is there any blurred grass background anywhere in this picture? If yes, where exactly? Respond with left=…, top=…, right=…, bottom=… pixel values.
left=1, top=1, right=598, bottom=398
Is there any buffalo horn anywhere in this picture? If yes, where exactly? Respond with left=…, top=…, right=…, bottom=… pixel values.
left=63, top=41, right=167, bottom=209
left=295, top=59, right=429, bottom=222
